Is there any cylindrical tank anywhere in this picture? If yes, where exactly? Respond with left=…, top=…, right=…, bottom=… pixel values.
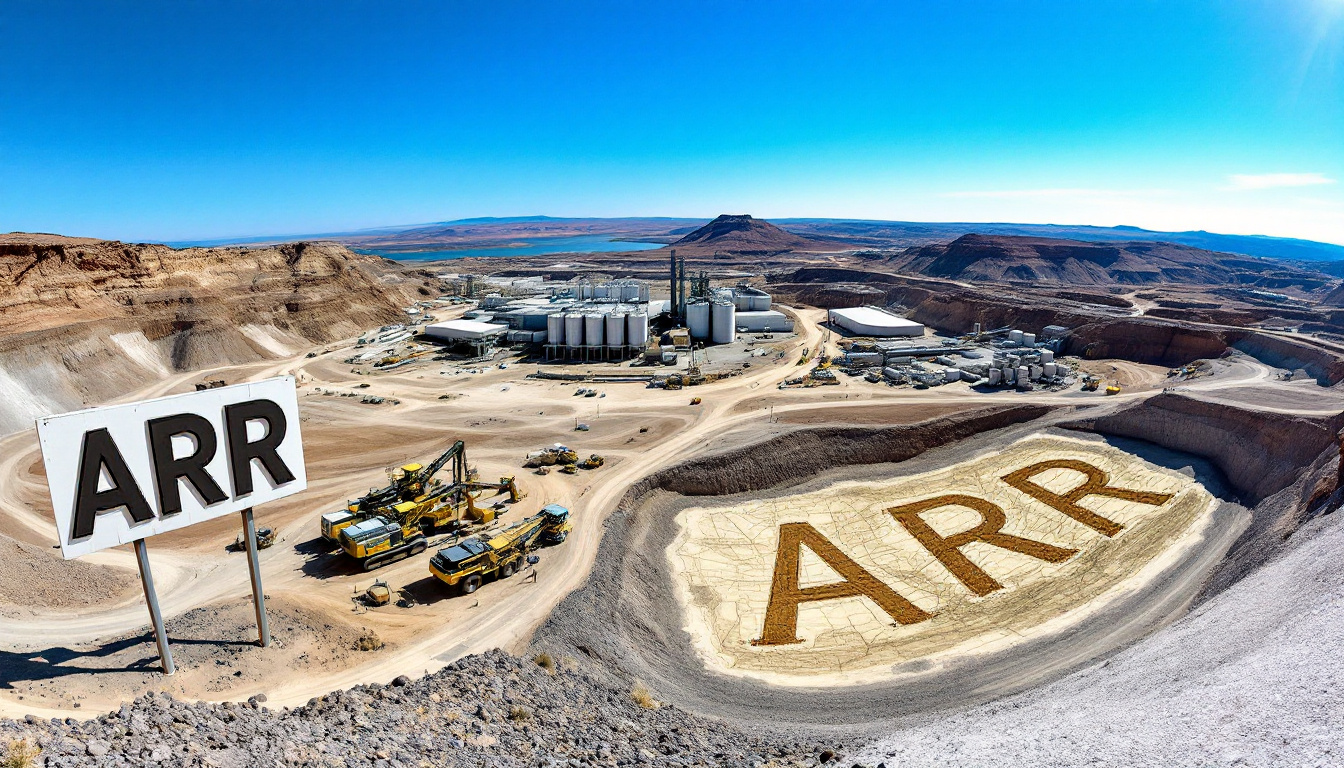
left=1018, top=366, right=1031, bottom=387
left=687, top=302, right=711, bottom=339
left=988, top=368, right=1003, bottom=385
left=945, top=368, right=961, bottom=383
left=711, top=301, right=736, bottom=344
left=1009, top=330, right=1024, bottom=345
left=606, top=313, right=626, bottom=348
left=627, top=312, right=650, bottom=346
left=594, top=284, right=610, bottom=299
left=584, top=313, right=605, bottom=347
left=883, top=367, right=903, bottom=381
left=1023, top=332, right=1037, bottom=346
left=1030, top=365, right=1043, bottom=380
left=564, top=313, right=584, bottom=348
left=547, top=314, right=565, bottom=346
left=1043, top=362, right=1057, bottom=378
left=1041, top=349, right=1055, bottom=364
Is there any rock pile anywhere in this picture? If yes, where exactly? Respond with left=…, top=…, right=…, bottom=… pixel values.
left=0, top=650, right=848, bottom=767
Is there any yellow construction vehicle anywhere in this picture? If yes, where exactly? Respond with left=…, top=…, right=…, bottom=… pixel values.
left=1105, top=382, right=1122, bottom=395
left=1081, top=376, right=1100, bottom=392
left=578, top=454, right=605, bottom=470
left=322, top=441, right=471, bottom=543
left=689, top=397, right=702, bottom=405
left=560, top=464, right=578, bottom=474
left=429, top=505, right=571, bottom=594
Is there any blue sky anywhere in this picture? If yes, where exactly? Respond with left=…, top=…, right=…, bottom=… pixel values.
left=2, top=1, right=1342, bottom=244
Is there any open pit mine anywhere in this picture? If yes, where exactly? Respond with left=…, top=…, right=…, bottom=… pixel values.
left=1, top=218, right=1342, bottom=767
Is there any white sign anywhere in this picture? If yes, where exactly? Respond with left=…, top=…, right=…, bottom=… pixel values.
left=36, top=376, right=307, bottom=559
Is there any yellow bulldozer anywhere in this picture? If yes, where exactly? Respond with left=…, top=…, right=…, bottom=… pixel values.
left=429, top=505, right=571, bottom=594
left=322, top=441, right=525, bottom=570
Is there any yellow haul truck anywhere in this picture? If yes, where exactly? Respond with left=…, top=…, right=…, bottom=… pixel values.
left=429, top=505, right=571, bottom=594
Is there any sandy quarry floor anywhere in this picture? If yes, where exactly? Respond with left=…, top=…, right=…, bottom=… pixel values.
left=0, top=306, right=1331, bottom=717
left=668, top=433, right=1215, bottom=687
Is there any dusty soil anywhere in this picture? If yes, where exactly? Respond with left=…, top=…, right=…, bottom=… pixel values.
left=0, top=538, right=138, bottom=616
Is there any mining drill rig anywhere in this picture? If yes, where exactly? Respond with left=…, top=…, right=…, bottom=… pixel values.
left=323, top=441, right=526, bottom=570
left=429, top=504, right=571, bottom=594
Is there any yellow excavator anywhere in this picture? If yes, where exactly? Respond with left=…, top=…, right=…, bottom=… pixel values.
left=429, top=505, right=571, bottom=594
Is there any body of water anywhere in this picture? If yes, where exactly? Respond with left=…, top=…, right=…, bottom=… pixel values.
left=360, top=234, right=666, bottom=261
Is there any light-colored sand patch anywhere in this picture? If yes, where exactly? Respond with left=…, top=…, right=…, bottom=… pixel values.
left=109, top=331, right=171, bottom=377
left=240, top=324, right=299, bottom=357
left=668, top=433, right=1215, bottom=687
left=0, top=362, right=66, bottom=435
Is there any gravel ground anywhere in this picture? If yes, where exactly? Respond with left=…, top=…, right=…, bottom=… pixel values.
left=0, top=651, right=848, bottom=767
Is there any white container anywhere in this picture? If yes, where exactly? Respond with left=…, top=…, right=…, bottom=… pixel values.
left=1003, top=367, right=1015, bottom=384
left=1009, top=330, right=1024, bottom=345
left=1018, top=366, right=1031, bottom=387
left=1023, top=332, right=1036, bottom=346
left=687, top=302, right=711, bottom=339
left=1030, top=365, right=1043, bottom=380
left=1043, top=362, right=1057, bottom=378
left=627, top=313, right=650, bottom=346
left=945, top=368, right=961, bottom=382
left=1041, top=349, right=1055, bottom=363
left=711, top=301, right=736, bottom=344
left=606, top=313, right=626, bottom=348
left=584, top=313, right=605, bottom=347
left=547, top=314, right=565, bottom=346
left=564, top=313, right=585, bottom=348
left=988, top=368, right=1002, bottom=385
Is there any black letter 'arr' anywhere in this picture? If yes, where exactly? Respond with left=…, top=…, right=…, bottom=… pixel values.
left=72, top=428, right=155, bottom=540
left=147, top=413, right=228, bottom=516
left=224, top=399, right=296, bottom=496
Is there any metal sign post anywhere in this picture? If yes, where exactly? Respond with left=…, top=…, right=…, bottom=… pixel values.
left=133, top=539, right=175, bottom=675
left=240, top=507, right=272, bottom=647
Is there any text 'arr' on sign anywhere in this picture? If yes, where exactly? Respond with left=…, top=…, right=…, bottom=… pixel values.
left=36, top=376, right=307, bottom=559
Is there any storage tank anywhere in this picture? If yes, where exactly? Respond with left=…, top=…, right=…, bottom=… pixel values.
left=1043, top=362, right=1057, bottom=378
left=627, top=312, right=650, bottom=347
left=1030, top=365, right=1043, bottom=380
left=564, top=313, right=585, bottom=348
left=1003, top=367, right=1015, bottom=384
left=711, top=301, right=736, bottom=344
left=988, top=368, right=1003, bottom=385
left=1009, top=330, right=1024, bottom=345
left=584, top=313, right=605, bottom=347
left=945, top=368, right=961, bottom=383
left=606, top=313, right=626, bottom=348
left=883, top=367, right=903, bottom=381
left=1023, top=332, right=1037, bottom=347
left=687, top=302, right=711, bottom=339
left=547, top=314, right=565, bottom=346
left=595, top=284, right=610, bottom=299
left=1041, top=349, right=1054, bottom=364
left=1017, top=366, right=1031, bottom=387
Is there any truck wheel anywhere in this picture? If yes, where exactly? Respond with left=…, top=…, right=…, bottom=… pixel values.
left=462, top=575, right=481, bottom=595
left=502, top=560, right=517, bottom=578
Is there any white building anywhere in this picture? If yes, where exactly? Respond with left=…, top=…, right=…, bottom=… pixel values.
left=425, top=319, right=509, bottom=342
left=828, top=307, right=925, bottom=337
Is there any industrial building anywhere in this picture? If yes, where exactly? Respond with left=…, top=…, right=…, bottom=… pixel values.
left=828, top=306, right=925, bottom=337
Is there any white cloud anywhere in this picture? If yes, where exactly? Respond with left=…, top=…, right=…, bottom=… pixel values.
left=1225, top=173, right=1335, bottom=190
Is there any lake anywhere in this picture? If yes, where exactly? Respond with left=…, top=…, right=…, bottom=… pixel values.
left=359, top=235, right=666, bottom=261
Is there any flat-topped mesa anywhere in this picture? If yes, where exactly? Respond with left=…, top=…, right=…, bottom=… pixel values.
left=669, top=214, right=839, bottom=255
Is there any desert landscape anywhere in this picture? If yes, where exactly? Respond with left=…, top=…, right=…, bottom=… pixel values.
left=0, top=210, right=1341, bottom=766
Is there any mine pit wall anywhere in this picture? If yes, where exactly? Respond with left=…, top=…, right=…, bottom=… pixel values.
left=534, top=396, right=1342, bottom=726
left=1064, top=393, right=1344, bottom=601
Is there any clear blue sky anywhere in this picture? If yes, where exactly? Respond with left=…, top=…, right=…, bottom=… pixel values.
left=2, top=1, right=1342, bottom=244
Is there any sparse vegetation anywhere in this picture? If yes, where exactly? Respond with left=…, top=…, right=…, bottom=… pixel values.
left=631, top=681, right=660, bottom=710
left=534, top=652, right=555, bottom=673
left=2, top=738, right=39, bottom=768
left=352, top=630, right=384, bottom=652
left=508, top=704, right=530, bottom=722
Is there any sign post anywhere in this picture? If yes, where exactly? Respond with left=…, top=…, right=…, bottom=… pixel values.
left=133, top=538, right=175, bottom=675
left=35, top=376, right=306, bottom=674
left=240, top=508, right=271, bottom=647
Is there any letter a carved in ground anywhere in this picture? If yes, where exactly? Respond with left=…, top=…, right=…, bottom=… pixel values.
left=1001, top=459, right=1174, bottom=537
left=753, top=522, right=932, bottom=647
left=889, top=494, right=1077, bottom=597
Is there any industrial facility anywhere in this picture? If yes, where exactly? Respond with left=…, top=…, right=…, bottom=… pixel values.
left=838, top=324, right=1074, bottom=390
left=828, top=306, right=926, bottom=337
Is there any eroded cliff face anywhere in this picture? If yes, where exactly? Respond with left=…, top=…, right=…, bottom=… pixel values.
left=0, top=234, right=421, bottom=433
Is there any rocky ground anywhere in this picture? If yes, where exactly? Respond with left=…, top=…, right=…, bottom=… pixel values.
left=0, top=650, right=848, bottom=768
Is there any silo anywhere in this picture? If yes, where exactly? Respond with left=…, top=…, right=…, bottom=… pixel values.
left=627, top=312, right=650, bottom=346
left=547, top=313, right=565, bottom=346
left=584, top=313, right=605, bottom=348
left=595, top=284, right=610, bottom=299
left=606, top=313, right=626, bottom=348
left=1041, top=349, right=1055, bottom=363
left=711, top=301, right=736, bottom=344
left=687, top=302, right=711, bottom=339
left=564, top=313, right=585, bottom=348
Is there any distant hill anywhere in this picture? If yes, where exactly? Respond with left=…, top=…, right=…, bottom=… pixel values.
left=885, top=234, right=1333, bottom=288
left=668, top=214, right=843, bottom=255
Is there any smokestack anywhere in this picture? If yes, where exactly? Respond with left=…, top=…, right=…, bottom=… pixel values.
left=678, top=254, right=687, bottom=322
left=670, top=249, right=678, bottom=321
